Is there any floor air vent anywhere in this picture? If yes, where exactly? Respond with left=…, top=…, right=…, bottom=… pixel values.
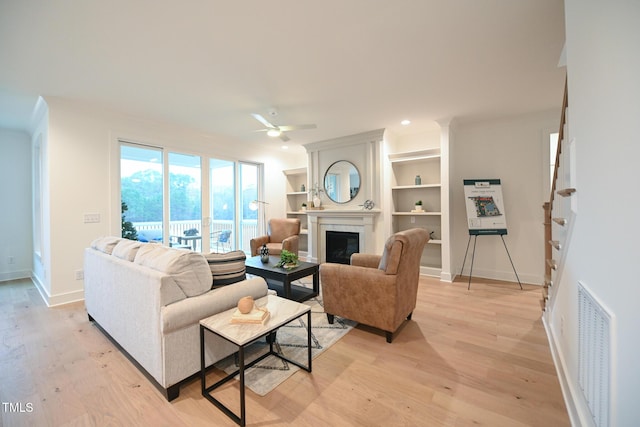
left=578, top=281, right=612, bottom=427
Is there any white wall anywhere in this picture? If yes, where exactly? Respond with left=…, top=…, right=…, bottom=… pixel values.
left=549, top=2, right=640, bottom=425
left=450, top=110, right=560, bottom=284
left=0, top=128, right=32, bottom=281
left=37, top=97, right=305, bottom=305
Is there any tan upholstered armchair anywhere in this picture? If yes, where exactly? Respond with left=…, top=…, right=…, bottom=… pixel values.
left=320, top=228, right=429, bottom=343
left=250, top=218, right=301, bottom=257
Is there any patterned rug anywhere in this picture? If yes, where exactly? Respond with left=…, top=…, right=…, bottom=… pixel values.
left=213, top=286, right=356, bottom=396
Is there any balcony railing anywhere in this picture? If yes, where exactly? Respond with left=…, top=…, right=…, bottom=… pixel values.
left=132, top=219, right=258, bottom=253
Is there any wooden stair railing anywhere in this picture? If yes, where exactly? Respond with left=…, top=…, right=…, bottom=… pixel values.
left=542, top=78, right=573, bottom=311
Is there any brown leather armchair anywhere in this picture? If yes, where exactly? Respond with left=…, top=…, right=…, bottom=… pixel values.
left=320, top=228, right=429, bottom=343
left=250, top=218, right=301, bottom=257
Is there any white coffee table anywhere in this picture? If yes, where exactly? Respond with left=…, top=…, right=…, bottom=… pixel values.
left=199, top=294, right=312, bottom=426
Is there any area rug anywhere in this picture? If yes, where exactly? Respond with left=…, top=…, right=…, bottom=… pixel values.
left=213, top=285, right=356, bottom=396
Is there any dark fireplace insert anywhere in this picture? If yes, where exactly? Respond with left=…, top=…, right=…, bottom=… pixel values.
left=326, top=231, right=360, bottom=264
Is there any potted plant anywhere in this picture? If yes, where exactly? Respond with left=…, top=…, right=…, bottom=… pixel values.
left=277, top=249, right=299, bottom=270
left=301, top=202, right=307, bottom=211
left=414, top=200, right=423, bottom=212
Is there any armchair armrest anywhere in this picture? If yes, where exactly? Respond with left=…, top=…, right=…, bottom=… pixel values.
left=281, top=235, right=300, bottom=255
left=250, top=236, right=270, bottom=256
left=351, top=253, right=381, bottom=269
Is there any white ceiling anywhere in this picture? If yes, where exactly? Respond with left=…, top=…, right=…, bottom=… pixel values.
left=0, top=0, right=566, bottom=146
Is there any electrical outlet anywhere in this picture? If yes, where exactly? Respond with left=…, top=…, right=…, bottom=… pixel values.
left=411, top=216, right=415, bottom=224
left=75, top=270, right=84, bottom=280
left=560, top=316, right=565, bottom=336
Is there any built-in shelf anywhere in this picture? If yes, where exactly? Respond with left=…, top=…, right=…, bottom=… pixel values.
left=388, top=146, right=447, bottom=278
left=392, top=211, right=441, bottom=216
left=392, top=184, right=441, bottom=190
left=283, top=167, right=309, bottom=255
left=388, top=148, right=441, bottom=164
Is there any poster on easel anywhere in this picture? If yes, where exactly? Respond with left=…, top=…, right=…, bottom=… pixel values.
left=463, top=179, right=508, bottom=235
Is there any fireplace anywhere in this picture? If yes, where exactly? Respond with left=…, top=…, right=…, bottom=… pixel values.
left=326, top=231, right=360, bottom=264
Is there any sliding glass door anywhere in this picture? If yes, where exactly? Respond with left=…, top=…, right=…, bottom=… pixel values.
left=210, top=158, right=235, bottom=252
left=239, top=162, right=260, bottom=254
left=209, top=160, right=262, bottom=254
left=169, top=152, right=202, bottom=251
left=120, top=144, right=164, bottom=243
left=120, top=142, right=262, bottom=255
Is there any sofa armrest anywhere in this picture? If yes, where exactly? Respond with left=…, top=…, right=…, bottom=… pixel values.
left=161, top=277, right=268, bottom=334
left=250, top=236, right=270, bottom=256
left=281, top=235, right=300, bottom=255
left=351, top=253, right=381, bottom=269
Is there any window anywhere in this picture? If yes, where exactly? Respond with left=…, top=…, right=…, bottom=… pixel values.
left=120, top=143, right=164, bottom=243
left=239, top=162, right=260, bottom=253
left=120, top=141, right=263, bottom=255
left=210, top=158, right=235, bottom=252
left=169, top=152, right=202, bottom=251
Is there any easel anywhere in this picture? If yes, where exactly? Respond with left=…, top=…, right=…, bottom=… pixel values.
left=460, top=230, right=523, bottom=290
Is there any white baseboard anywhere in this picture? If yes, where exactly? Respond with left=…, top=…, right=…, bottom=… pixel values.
left=542, top=314, right=585, bottom=427
left=0, top=270, right=32, bottom=282
left=458, top=267, right=541, bottom=286
left=31, top=274, right=85, bottom=307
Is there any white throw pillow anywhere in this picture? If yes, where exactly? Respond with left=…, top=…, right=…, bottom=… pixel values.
left=90, top=236, right=122, bottom=255
left=112, top=239, right=143, bottom=262
left=134, top=244, right=212, bottom=297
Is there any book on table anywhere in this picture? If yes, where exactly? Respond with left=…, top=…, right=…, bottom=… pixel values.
left=230, top=307, right=270, bottom=324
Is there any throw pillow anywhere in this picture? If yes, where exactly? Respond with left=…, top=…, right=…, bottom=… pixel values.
left=205, top=250, right=247, bottom=287
left=91, top=236, right=122, bottom=255
left=112, top=239, right=143, bottom=262
left=134, top=244, right=212, bottom=297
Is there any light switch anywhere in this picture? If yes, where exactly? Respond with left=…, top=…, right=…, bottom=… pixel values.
left=84, top=213, right=101, bottom=223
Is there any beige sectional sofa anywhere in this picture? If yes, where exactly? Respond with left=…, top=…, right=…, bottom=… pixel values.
left=84, top=237, right=269, bottom=400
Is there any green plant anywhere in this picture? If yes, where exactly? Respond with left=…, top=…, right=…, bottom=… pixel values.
left=415, top=200, right=423, bottom=205
left=277, top=249, right=299, bottom=269
left=301, top=202, right=307, bottom=207
left=121, top=202, right=138, bottom=240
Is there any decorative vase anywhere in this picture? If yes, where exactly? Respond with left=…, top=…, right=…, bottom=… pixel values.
left=301, top=184, right=305, bottom=192
left=415, top=175, right=422, bottom=185
left=237, top=296, right=254, bottom=314
left=313, top=195, right=322, bottom=208
left=260, top=244, right=269, bottom=263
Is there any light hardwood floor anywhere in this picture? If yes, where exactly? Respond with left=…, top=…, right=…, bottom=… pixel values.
left=0, top=277, right=569, bottom=426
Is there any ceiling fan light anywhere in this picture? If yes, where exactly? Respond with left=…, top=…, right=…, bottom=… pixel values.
left=267, top=129, right=281, bottom=137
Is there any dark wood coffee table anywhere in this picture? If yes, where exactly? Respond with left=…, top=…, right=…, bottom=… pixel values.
left=245, top=255, right=319, bottom=302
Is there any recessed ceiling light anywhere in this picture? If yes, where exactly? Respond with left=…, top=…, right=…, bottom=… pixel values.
left=281, top=145, right=288, bottom=150
left=267, top=129, right=281, bottom=137
left=401, top=119, right=411, bottom=126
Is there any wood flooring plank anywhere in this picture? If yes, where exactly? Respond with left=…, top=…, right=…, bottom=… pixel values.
left=0, top=277, right=569, bottom=426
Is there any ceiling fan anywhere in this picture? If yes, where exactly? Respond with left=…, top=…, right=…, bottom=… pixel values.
left=251, top=111, right=317, bottom=142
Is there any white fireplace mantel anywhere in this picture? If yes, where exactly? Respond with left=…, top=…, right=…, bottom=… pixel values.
left=306, top=209, right=381, bottom=263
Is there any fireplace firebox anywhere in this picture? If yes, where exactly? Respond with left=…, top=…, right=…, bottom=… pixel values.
left=326, top=231, right=360, bottom=264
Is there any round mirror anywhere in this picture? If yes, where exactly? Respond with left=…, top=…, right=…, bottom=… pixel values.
left=324, top=160, right=361, bottom=204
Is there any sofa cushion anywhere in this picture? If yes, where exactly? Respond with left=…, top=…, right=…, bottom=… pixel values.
left=134, top=244, right=212, bottom=297
left=91, top=236, right=122, bottom=255
left=112, top=239, right=144, bottom=262
left=205, top=250, right=247, bottom=287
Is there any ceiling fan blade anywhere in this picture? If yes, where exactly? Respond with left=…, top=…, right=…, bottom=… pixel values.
left=279, top=133, right=290, bottom=142
left=251, top=113, right=277, bottom=129
left=278, top=124, right=317, bottom=132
